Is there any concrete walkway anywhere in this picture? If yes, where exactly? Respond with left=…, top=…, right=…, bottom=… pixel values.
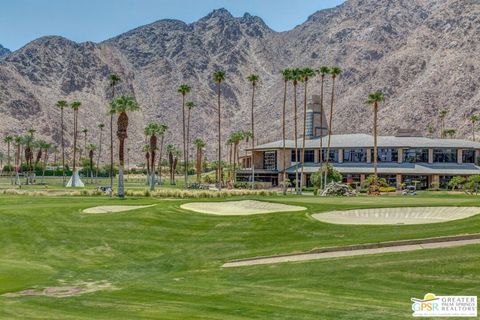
left=222, top=234, right=480, bottom=268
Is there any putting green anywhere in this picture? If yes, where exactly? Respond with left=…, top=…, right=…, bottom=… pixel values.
left=180, top=200, right=306, bottom=215
left=82, top=205, right=155, bottom=214
left=312, top=207, right=480, bottom=225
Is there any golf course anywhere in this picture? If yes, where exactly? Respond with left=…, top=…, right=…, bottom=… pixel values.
left=1, top=192, right=479, bottom=319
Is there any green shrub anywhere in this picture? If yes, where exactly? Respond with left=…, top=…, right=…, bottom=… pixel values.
left=378, top=186, right=396, bottom=193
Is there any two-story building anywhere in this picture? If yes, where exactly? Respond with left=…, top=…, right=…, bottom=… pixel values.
left=238, top=95, right=480, bottom=189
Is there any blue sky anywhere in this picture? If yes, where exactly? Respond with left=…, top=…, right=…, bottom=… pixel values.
left=0, top=0, right=345, bottom=51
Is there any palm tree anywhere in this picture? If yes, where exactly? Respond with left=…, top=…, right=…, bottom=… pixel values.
left=366, top=91, right=385, bottom=179
left=193, top=138, right=205, bottom=182
left=3, top=135, right=13, bottom=180
left=185, top=101, right=196, bottom=174
left=81, top=128, right=88, bottom=160
left=87, top=144, right=96, bottom=183
left=14, top=136, right=22, bottom=185
left=157, top=124, right=168, bottom=185
left=108, top=74, right=121, bottom=194
left=324, top=67, right=342, bottom=186
left=177, top=84, right=191, bottom=188
left=55, top=100, right=68, bottom=185
left=95, top=123, right=105, bottom=182
left=40, top=141, right=52, bottom=184
left=318, top=66, right=330, bottom=189
left=299, top=68, right=316, bottom=193
left=23, top=135, right=34, bottom=185
left=109, top=95, right=140, bottom=198
left=290, top=68, right=302, bottom=194
left=444, top=128, right=456, bottom=139
left=145, top=122, right=161, bottom=191
left=166, top=144, right=180, bottom=185
left=280, top=69, right=291, bottom=195
left=439, top=110, right=448, bottom=138
left=143, top=144, right=151, bottom=181
left=229, top=131, right=245, bottom=184
left=246, top=74, right=259, bottom=188
left=213, top=70, right=226, bottom=189
left=469, top=115, right=478, bottom=141
left=70, top=101, right=81, bottom=187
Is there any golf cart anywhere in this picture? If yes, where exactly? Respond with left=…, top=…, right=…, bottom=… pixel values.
left=402, top=185, right=417, bottom=195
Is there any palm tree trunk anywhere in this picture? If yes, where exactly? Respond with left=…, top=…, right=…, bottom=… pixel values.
left=181, top=94, right=188, bottom=188
left=324, top=76, right=337, bottom=186
left=293, top=82, right=299, bottom=194
left=187, top=108, right=191, bottom=178
left=251, top=84, right=255, bottom=189
left=472, top=123, right=476, bottom=142
left=233, top=142, right=237, bottom=184
left=217, top=82, right=222, bottom=190
left=110, top=113, right=114, bottom=195
left=373, top=103, right=378, bottom=177
left=61, top=108, right=66, bottom=186
left=41, top=149, right=47, bottom=184
left=72, top=109, right=77, bottom=187
left=319, top=75, right=325, bottom=190
left=300, top=80, right=308, bottom=193
left=282, top=80, right=288, bottom=195
left=118, top=138, right=125, bottom=198
left=96, top=129, right=103, bottom=183
left=196, top=146, right=202, bottom=182
left=158, top=135, right=164, bottom=185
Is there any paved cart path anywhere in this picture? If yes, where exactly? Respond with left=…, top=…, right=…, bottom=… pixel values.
left=223, top=234, right=480, bottom=267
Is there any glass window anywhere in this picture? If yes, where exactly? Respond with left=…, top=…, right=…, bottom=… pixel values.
left=303, top=150, right=315, bottom=163
left=343, top=149, right=367, bottom=162
left=321, top=149, right=338, bottom=162
left=291, top=149, right=299, bottom=163
left=403, top=149, right=429, bottom=163
left=462, top=150, right=475, bottom=163
left=263, top=151, right=277, bottom=170
left=371, top=148, right=398, bottom=162
left=433, top=149, right=457, bottom=163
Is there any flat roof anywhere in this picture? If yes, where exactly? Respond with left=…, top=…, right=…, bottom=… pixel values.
left=250, top=134, right=480, bottom=150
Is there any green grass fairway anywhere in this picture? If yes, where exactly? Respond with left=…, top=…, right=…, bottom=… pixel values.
left=1, top=193, right=479, bottom=319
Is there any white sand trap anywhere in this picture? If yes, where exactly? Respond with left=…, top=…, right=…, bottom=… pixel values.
left=312, top=207, right=480, bottom=225
left=2, top=281, right=117, bottom=298
left=181, top=200, right=306, bottom=216
left=82, top=204, right=155, bottom=214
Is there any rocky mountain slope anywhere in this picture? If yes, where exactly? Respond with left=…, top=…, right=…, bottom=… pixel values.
left=0, top=0, right=479, bottom=163
left=0, top=45, right=10, bottom=58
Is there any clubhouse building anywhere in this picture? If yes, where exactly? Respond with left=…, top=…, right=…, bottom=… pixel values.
left=238, top=95, right=480, bottom=189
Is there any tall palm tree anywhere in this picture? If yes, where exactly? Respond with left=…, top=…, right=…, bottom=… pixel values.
left=145, top=122, right=161, bottom=191
left=280, top=69, right=291, bottom=195
left=70, top=101, right=81, bottom=187
left=108, top=74, right=121, bottom=194
left=177, top=84, right=191, bottom=188
left=185, top=101, right=196, bottom=172
left=290, top=68, right=302, bottom=194
left=109, top=95, right=140, bottom=198
left=95, top=123, right=105, bottom=182
left=157, top=124, right=168, bottom=185
left=366, top=91, right=385, bottom=178
left=439, top=110, right=448, bottom=138
left=80, top=128, right=88, bottom=160
left=23, top=134, right=34, bottom=185
left=213, top=70, right=226, bottom=190
left=299, top=68, right=316, bottom=193
left=14, top=136, right=22, bottom=185
left=3, top=135, right=13, bottom=179
left=324, top=67, right=342, bottom=186
left=247, top=74, right=259, bottom=188
left=143, top=144, right=151, bottom=181
left=193, top=138, right=205, bottom=183
left=55, top=100, right=68, bottom=185
left=318, top=66, right=330, bottom=189
left=469, top=115, right=478, bottom=141
left=87, top=144, right=96, bottom=183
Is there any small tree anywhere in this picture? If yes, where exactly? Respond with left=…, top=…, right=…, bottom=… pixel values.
left=448, top=176, right=466, bottom=191
left=311, top=164, right=342, bottom=190
left=464, top=175, right=480, bottom=195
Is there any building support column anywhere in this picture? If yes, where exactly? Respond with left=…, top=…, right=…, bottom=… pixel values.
left=430, top=174, right=440, bottom=189
left=360, top=174, right=366, bottom=187
left=338, top=149, right=344, bottom=163
left=428, top=149, right=434, bottom=164
left=396, top=174, right=402, bottom=190
left=367, top=149, right=372, bottom=163
left=397, top=148, right=403, bottom=163
left=476, top=149, right=480, bottom=165
left=457, top=149, right=463, bottom=164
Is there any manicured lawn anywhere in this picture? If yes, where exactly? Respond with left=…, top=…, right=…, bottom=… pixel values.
left=0, top=193, right=479, bottom=319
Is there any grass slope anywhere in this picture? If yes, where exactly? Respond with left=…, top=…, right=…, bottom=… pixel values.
left=0, top=193, right=479, bottom=319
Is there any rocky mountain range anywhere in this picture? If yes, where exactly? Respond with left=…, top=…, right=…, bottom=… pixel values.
left=0, top=0, right=479, bottom=163
left=0, top=45, right=10, bottom=58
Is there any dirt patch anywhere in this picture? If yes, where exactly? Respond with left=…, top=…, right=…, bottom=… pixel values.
left=180, top=200, right=306, bottom=215
left=82, top=204, right=155, bottom=214
left=312, top=207, right=480, bottom=225
left=2, top=280, right=117, bottom=298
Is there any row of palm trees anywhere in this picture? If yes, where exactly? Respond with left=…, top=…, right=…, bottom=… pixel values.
left=437, top=110, right=478, bottom=141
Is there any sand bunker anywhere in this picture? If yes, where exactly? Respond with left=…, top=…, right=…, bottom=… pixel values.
left=2, top=281, right=117, bottom=298
left=181, top=200, right=306, bottom=215
left=82, top=204, right=155, bottom=214
left=312, top=207, right=480, bottom=225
